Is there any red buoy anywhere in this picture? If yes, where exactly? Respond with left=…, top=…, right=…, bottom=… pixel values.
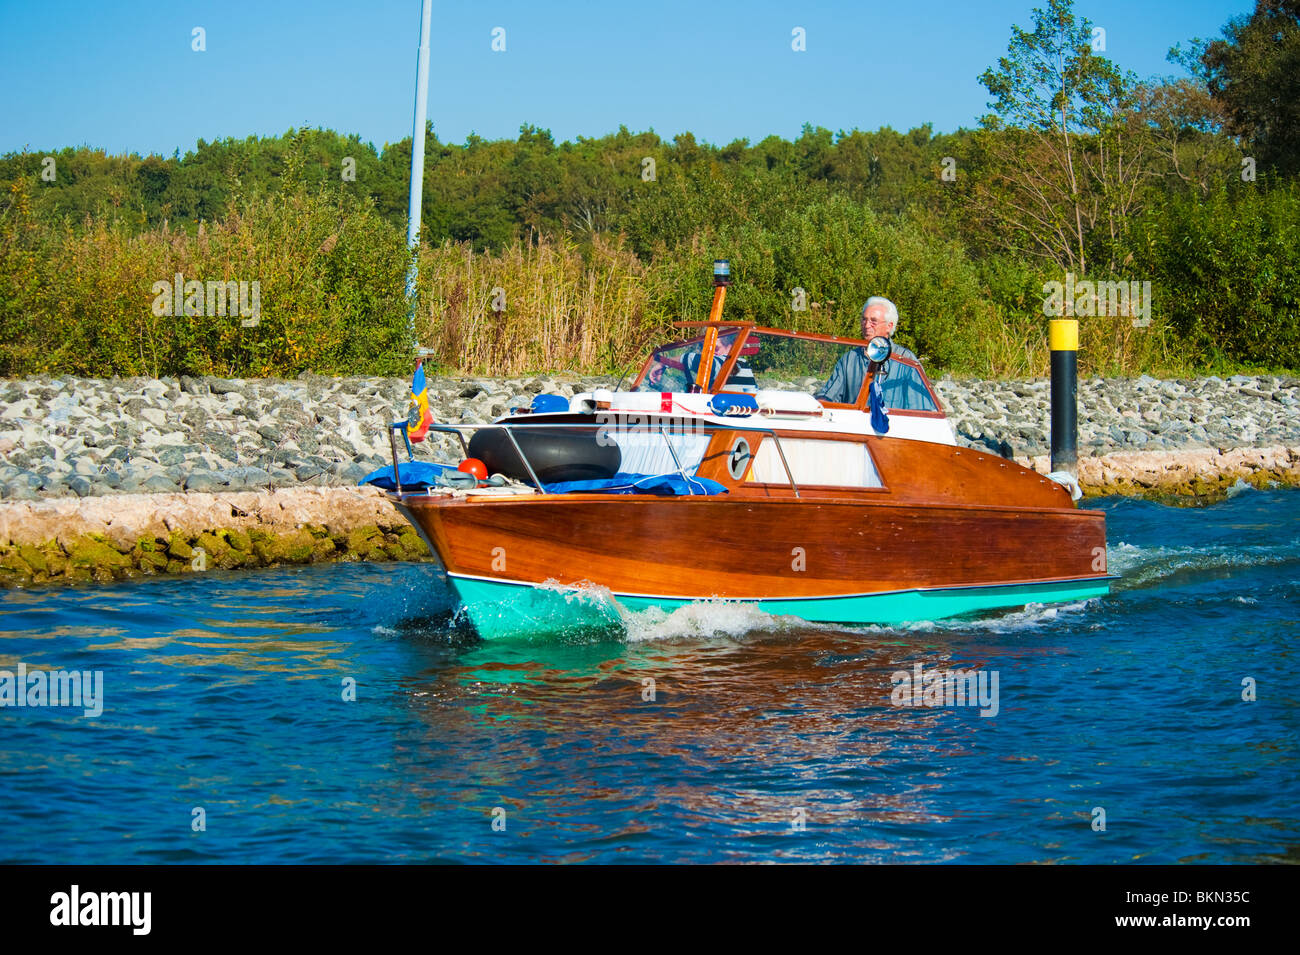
left=458, top=458, right=488, bottom=481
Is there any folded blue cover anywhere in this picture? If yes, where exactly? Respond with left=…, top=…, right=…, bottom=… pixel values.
left=543, top=472, right=728, bottom=496
left=362, top=464, right=726, bottom=496
left=359, top=461, right=457, bottom=490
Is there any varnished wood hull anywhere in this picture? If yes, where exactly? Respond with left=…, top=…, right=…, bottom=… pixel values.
left=398, top=493, right=1110, bottom=638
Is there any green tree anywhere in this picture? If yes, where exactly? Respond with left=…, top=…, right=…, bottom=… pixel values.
left=1202, top=0, right=1300, bottom=177
left=1135, top=66, right=1240, bottom=196
left=971, top=0, right=1143, bottom=275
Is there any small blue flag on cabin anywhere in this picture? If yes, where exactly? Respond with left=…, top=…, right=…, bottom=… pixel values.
left=869, top=378, right=890, bottom=433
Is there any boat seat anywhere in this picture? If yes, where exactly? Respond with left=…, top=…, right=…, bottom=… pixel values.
left=724, top=359, right=758, bottom=393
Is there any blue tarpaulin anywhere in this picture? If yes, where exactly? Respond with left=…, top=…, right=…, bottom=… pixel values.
left=360, top=461, right=459, bottom=490
left=363, top=463, right=727, bottom=496
left=542, top=472, right=728, bottom=496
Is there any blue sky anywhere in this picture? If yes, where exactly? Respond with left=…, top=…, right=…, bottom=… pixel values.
left=0, top=0, right=1253, bottom=157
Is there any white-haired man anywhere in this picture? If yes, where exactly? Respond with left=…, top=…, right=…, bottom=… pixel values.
left=816, top=297, right=921, bottom=407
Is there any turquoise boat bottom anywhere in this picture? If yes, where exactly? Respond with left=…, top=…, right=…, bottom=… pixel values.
left=446, top=574, right=1112, bottom=640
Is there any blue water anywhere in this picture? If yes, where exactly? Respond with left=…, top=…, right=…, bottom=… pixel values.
left=1, top=488, right=1297, bottom=864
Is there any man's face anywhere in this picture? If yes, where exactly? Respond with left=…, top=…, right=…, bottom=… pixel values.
left=861, top=305, right=896, bottom=339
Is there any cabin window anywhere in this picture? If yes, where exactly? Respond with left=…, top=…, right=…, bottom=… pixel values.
left=747, top=438, right=883, bottom=488
left=607, top=426, right=710, bottom=476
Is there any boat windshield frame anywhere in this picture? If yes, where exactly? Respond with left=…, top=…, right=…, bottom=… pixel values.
left=630, top=321, right=945, bottom=417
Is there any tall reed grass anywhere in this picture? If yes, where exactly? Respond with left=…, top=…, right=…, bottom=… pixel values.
left=415, top=233, right=677, bottom=377
left=0, top=178, right=1213, bottom=382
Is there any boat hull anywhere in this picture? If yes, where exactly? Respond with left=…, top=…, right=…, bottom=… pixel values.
left=401, top=495, right=1110, bottom=639
left=446, top=572, right=1112, bottom=640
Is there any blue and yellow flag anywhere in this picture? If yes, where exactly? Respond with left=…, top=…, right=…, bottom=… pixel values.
left=409, top=362, right=432, bottom=442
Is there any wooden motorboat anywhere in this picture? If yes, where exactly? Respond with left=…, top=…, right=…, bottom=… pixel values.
left=375, top=282, right=1109, bottom=639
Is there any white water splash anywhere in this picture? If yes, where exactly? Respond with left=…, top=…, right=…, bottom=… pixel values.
left=615, top=598, right=815, bottom=643
left=532, top=579, right=817, bottom=642
left=469, top=575, right=1104, bottom=643
left=929, top=600, right=1099, bottom=633
left=1225, top=478, right=1254, bottom=498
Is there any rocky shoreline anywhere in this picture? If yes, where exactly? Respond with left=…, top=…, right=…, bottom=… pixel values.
left=1022, top=444, right=1300, bottom=498
left=1, top=372, right=1297, bottom=589
left=2, top=372, right=1297, bottom=500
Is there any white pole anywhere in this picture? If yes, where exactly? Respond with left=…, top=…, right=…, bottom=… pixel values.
left=405, top=0, right=433, bottom=338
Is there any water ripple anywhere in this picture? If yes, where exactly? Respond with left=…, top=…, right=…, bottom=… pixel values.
left=0, top=491, right=1297, bottom=863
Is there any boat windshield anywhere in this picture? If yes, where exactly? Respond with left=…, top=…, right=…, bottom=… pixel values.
left=633, top=330, right=741, bottom=393
left=738, top=331, right=860, bottom=397
left=739, top=331, right=941, bottom=411
left=633, top=327, right=941, bottom=412
left=877, top=357, right=941, bottom=412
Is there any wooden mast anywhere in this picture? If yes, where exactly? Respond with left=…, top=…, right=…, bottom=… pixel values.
left=693, top=260, right=731, bottom=392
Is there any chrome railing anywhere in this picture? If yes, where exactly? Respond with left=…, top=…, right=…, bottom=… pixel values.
left=386, top=418, right=801, bottom=498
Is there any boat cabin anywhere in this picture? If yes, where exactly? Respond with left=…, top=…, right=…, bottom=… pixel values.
left=451, top=320, right=976, bottom=497
left=374, top=316, right=1073, bottom=518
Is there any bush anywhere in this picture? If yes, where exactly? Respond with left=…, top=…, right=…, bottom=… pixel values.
left=0, top=182, right=413, bottom=378
left=1127, top=181, right=1300, bottom=370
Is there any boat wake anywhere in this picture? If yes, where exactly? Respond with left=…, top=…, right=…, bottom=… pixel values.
left=439, top=574, right=1114, bottom=644
left=536, top=581, right=1084, bottom=642
left=831, top=598, right=1102, bottom=637
left=1106, top=538, right=1300, bottom=590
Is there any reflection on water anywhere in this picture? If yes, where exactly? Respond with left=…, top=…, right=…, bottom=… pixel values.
left=0, top=489, right=1297, bottom=863
left=398, top=630, right=972, bottom=851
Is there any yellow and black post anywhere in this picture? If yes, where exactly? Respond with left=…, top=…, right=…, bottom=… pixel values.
left=1049, top=317, right=1078, bottom=474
